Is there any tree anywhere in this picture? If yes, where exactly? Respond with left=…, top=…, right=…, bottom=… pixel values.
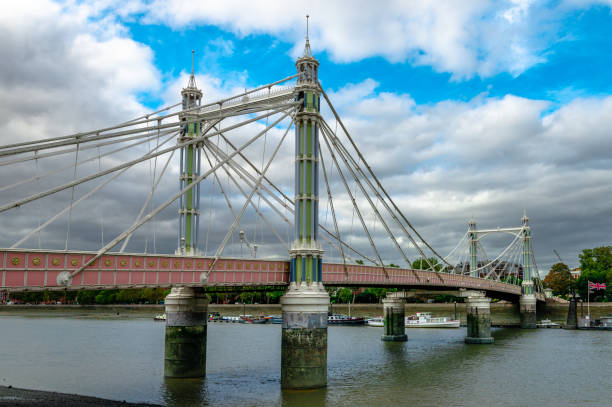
left=411, top=257, right=442, bottom=271
left=577, top=246, right=612, bottom=301
left=355, top=259, right=364, bottom=265
left=543, top=263, right=574, bottom=296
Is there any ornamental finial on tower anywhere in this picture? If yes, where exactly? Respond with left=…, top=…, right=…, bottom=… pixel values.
left=181, top=50, right=202, bottom=111
left=521, top=209, right=529, bottom=225
left=303, top=14, right=312, bottom=57
left=187, top=49, right=197, bottom=89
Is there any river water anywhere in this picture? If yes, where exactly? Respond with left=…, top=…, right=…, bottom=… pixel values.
left=0, top=311, right=610, bottom=406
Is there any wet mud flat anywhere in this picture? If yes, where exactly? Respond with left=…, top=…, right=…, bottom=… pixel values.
left=0, top=386, right=161, bottom=407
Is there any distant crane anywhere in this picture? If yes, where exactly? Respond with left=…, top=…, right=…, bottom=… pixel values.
left=553, top=249, right=564, bottom=264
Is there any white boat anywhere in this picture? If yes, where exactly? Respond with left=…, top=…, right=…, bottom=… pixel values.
left=366, top=317, right=384, bottom=327
left=405, top=312, right=459, bottom=328
left=537, top=319, right=560, bottom=328
left=154, top=313, right=166, bottom=321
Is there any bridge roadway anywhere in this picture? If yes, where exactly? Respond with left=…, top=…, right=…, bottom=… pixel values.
left=0, top=249, right=544, bottom=301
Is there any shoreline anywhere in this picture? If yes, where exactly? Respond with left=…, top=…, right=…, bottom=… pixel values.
left=0, top=385, right=160, bottom=407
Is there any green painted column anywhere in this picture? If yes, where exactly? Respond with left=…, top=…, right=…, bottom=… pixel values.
left=519, top=214, right=537, bottom=328
left=469, top=219, right=478, bottom=277
left=281, top=29, right=329, bottom=390
left=381, top=294, right=407, bottom=342
left=164, top=287, right=208, bottom=378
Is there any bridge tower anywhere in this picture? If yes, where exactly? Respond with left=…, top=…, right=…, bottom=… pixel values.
left=164, top=53, right=208, bottom=378
left=280, top=17, right=330, bottom=390
left=519, top=212, right=537, bottom=328
left=469, top=218, right=478, bottom=277
left=177, top=50, right=202, bottom=256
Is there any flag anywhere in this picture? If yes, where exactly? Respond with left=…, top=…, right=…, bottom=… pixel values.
left=588, top=281, right=607, bottom=290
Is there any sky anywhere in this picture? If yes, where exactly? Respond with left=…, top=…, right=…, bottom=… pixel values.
left=1, top=0, right=612, bottom=274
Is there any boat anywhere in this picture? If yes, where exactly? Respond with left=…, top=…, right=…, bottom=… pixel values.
left=405, top=312, right=459, bottom=328
left=153, top=313, right=166, bottom=321
left=328, top=314, right=366, bottom=325
left=366, top=317, right=384, bottom=327
left=270, top=315, right=283, bottom=324
left=537, top=319, right=560, bottom=328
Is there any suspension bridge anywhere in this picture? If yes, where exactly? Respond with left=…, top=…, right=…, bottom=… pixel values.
left=0, top=22, right=546, bottom=388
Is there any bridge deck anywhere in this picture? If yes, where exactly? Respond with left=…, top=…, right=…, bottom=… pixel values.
left=0, top=249, right=541, bottom=301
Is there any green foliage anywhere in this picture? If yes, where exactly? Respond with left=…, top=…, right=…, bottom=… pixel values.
left=543, top=262, right=575, bottom=296
left=411, top=257, right=442, bottom=271
left=76, top=290, right=96, bottom=304
left=355, top=259, right=364, bottom=265
left=577, top=246, right=612, bottom=301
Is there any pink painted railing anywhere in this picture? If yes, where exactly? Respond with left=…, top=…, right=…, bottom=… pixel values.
left=1, top=249, right=540, bottom=300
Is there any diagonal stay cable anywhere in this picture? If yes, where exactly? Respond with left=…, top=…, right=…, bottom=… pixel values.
left=319, top=84, right=451, bottom=268
left=0, top=73, right=299, bottom=154
left=0, top=130, right=175, bottom=193
left=321, top=119, right=437, bottom=279
left=67, top=109, right=295, bottom=280
left=119, top=148, right=176, bottom=252
left=208, top=116, right=295, bottom=273
left=11, top=132, right=176, bottom=248
left=0, top=105, right=294, bottom=214
left=320, top=126, right=386, bottom=273
left=321, top=124, right=414, bottom=269
left=319, top=139, right=348, bottom=276
left=203, top=142, right=286, bottom=247
left=209, top=132, right=378, bottom=265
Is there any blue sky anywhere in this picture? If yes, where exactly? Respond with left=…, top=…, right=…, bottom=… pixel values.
left=119, top=3, right=612, bottom=109
left=1, top=0, right=612, bottom=270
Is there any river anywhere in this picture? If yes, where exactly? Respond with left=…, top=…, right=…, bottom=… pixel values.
left=0, top=307, right=610, bottom=406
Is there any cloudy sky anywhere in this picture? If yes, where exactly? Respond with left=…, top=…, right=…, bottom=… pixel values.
left=1, top=0, right=611, bottom=274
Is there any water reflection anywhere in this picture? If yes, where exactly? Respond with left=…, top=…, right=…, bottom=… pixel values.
left=281, top=388, right=327, bottom=407
left=162, top=377, right=208, bottom=407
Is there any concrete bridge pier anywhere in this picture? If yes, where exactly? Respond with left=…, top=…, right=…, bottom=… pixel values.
left=381, top=292, right=407, bottom=342
left=519, top=281, right=537, bottom=329
left=462, top=291, right=494, bottom=344
left=280, top=284, right=329, bottom=389
left=164, top=286, right=208, bottom=378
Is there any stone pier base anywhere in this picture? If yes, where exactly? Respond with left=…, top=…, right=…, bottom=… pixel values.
left=381, top=293, right=407, bottom=342
left=463, top=291, right=494, bottom=344
left=519, top=295, right=537, bottom=329
left=164, top=287, right=208, bottom=378
left=280, top=283, right=329, bottom=389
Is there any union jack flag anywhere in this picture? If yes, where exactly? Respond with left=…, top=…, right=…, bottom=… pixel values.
left=588, top=281, right=607, bottom=290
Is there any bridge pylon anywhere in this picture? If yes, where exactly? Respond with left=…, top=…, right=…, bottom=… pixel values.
left=519, top=212, right=537, bottom=328
left=176, top=50, right=202, bottom=256
left=280, top=21, right=330, bottom=390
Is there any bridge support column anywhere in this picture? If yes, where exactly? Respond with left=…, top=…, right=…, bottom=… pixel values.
left=463, top=291, right=494, bottom=344
left=381, top=293, right=407, bottom=342
left=164, top=287, right=208, bottom=378
left=565, top=295, right=577, bottom=329
left=519, top=281, right=537, bottom=329
left=280, top=285, right=329, bottom=389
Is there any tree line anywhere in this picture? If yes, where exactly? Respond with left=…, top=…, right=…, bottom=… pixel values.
left=543, top=246, right=611, bottom=301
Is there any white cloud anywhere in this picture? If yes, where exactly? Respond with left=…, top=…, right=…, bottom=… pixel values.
left=137, top=0, right=562, bottom=79
left=318, top=80, right=612, bottom=267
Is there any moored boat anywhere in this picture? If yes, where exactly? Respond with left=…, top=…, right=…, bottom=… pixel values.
left=366, top=317, right=384, bottom=327
left=405, top=312, right=459, bottom=328
left=153, top=313, right=166, bottom=321
left=328, top=314, right=366, bottom=325
left=270, top=315, right=283, bottom=324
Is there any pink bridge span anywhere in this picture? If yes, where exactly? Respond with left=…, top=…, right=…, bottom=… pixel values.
left=0, top=249, right=543, bottom=301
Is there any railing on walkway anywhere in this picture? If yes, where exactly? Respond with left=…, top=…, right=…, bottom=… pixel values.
left=1, top=249, right=542, bottom=300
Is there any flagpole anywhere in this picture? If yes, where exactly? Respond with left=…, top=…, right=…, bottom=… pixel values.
left=587, top=280, right=590, bottom=320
